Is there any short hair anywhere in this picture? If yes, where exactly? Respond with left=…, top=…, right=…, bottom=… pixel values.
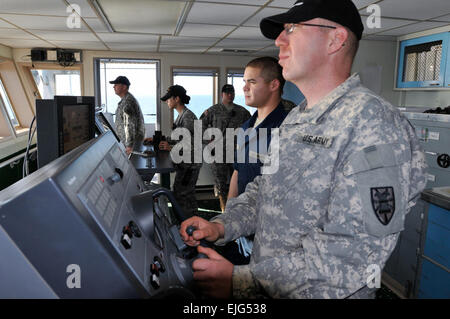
left=345, top=27, right=359, bottom=61
left=246, top=56, right=285, bottom=95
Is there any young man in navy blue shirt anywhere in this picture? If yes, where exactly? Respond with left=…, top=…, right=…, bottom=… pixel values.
left=222, top=56, right=295, bottom=264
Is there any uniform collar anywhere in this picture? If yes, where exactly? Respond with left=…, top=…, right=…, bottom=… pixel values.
left=174, top=107, right=187, bottom=125
left=283, top=73, right=361, bottom=125
left=246, top=101, right=286, bottom=130
left=119, top=92, right=130, bottom=104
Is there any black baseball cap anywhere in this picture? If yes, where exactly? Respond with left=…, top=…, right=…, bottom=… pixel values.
left=260, top=0, right=364, bottom=40
left=109, top=76, right=130, bottom=86
left=161, top=85, right=187, bottom=101
left=222, top=84, right=235, bottom=93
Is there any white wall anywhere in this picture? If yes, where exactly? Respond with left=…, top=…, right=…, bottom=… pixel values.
left=398, top=90, right=450, bottom=109
left=352, top=39, right=401, bottom=106
left=81, top=50, right=255, bottom=136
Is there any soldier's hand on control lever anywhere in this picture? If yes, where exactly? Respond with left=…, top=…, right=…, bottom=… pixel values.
left=192, top=246, right=233, bottom=299
left=180, top=216, right=224, bottom=247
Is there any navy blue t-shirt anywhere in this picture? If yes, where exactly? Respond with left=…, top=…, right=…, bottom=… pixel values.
left=233, top=102, right=289, bottom=195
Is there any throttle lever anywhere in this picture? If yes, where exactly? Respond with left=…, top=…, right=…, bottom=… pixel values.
left=186, top=225, right=209, bottom=259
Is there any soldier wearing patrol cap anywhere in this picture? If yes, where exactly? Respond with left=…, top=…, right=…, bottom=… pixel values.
left=200, top=84, right=251, bottom=212
left=160, top=85, right=202, bottom=216
left=110, top=76, right=145, bottom=155
left=180, top=0, right=427, bottom=299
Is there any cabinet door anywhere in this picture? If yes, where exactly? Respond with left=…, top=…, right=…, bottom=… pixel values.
left=445, top=36, right=450, bottom=88
left=397, top=32, right=449, bottom=88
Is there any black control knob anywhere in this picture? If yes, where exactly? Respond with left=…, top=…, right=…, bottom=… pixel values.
left=437, top=154, right=450, bottom=168
left=128, top=221, right=142, bottom=238
left=185, top=225, right=208, bottom=259
left=154, top=256, right=166, bottom=273
left=108, top=168, right=124, bottom=185
left=186, top=225, right=196, bottom=236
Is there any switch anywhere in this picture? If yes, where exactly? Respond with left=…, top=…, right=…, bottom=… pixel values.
left=122, top=225, right=133, bottom=238
left=120, top=233, right=132, bottom=249
left=150, top=274, right=160, bottom=289
left=154, top=256, right=165, bottom=273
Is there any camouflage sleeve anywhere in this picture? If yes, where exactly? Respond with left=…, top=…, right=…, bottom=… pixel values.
left=123, top=113, right=134, bottom=147
left=181, top=112, right=196, bottom=136
left=122, top=98, right=139, bottom=148
left=210, top=175, right=261, bottom=244
left=200, top=108, right=213, bottom=144
left=170, top=112, right=196, bottom=147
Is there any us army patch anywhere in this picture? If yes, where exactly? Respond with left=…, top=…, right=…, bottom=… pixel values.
left=300, top=134, right=333, bottom=148
left=371, top=187, right=395, bottom=225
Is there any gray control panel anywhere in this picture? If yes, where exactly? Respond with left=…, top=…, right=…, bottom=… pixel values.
left=0, top=132, right=199, bottom=298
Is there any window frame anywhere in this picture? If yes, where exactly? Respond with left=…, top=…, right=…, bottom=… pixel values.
left=27, top=63, right=84, bottom=99
left=0, top=74, right=19, bottom=137
left=94, top=57, right=161, bottom=127
left=0, top=59, right=36, bottom=143
left=170, top=66, right=219, bottom=124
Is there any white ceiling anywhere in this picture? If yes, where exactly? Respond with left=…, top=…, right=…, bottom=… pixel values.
left=0, top=0, right=448, bottom=55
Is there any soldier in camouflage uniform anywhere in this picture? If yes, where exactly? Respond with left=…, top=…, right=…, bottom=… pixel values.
left=160, top=85, right=201, bottom=216
left=180, top=0, right=427, bottom=299
left=200, top=84, right=251, bottom=212
left=110, top=76, right=145, bottom=155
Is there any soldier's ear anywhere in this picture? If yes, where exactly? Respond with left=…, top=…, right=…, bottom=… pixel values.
left=270, top=79, right=280, bottom=92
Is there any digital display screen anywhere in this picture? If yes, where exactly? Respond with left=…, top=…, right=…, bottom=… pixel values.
left=62, top=104, right=91, bottom=153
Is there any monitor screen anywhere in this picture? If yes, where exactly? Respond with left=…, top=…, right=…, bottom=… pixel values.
left=95, top=112, right=120, bottom=142
left=62, top=104, right=91, bottom=154
left=36, top=96, right=95, bottom=168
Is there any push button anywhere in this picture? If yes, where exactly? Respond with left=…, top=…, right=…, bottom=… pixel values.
left=122, top=225, right=133, bottom=238
left=120, top=233, right=132, bottom=249
left=150, top=274, right=160, bottom=289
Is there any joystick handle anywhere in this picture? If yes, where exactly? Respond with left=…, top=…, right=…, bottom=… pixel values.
left=185, top=225, right=208, bottom=259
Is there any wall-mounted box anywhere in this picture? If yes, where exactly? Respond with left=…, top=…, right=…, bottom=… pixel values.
left=397, top=32, right=450, bottom=89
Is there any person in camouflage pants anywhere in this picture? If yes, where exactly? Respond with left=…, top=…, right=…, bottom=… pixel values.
left=110, top=76, right=145, bottom=155
left=200, top=84, right=251, bottom=212
left=160, top=85, right=201, bottom=216
left=180, top=0, right=427, bottom=299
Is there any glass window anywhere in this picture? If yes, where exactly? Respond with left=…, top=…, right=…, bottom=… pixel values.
left=31, top=69, right=81, bottom=99
left=227, top=69, right=255, bottom=115
left=172, top=68, right=218, bottom=119
left=0, top=78, right=19, bottom=127
left=98, top=59, right=159, bottom=124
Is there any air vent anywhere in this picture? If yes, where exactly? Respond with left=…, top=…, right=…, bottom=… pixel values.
left=221, top=49, right=255, bottom=53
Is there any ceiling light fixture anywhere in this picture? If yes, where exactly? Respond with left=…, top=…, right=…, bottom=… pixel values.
left=174, top=0, right=194, bottom=36
left=88, top=0, right=114, bottom=33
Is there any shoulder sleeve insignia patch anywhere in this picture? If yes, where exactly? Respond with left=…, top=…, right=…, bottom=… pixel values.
left=370, top=187, right=395, bottom=225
